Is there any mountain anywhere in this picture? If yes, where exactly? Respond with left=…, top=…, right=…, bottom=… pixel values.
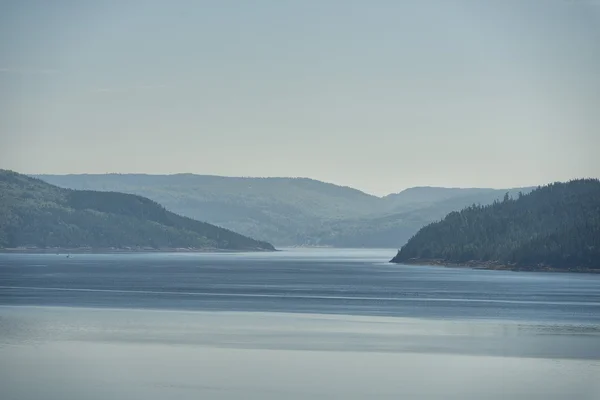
left=380, top=187, right=501, bottom=213
left=314, top=187, right=534, bottom=247
left=35, top=173, right=533, bottom=247
left=0, top=170, right=274, bottom=251
left=391, top=179, right=600, bottom=271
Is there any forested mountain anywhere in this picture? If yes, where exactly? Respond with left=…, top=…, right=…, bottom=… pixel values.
left=391, top=180, right=600, bottom=271
left=36, top=173, right=532, bottom=247
left=0, top=170, right=274, bottom=251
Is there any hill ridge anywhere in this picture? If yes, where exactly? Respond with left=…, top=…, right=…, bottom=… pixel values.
left=391, top=179, right=600, bottom=271
left=34, top=173, right=536, bottom=247
left=0, top=170, right=274, bottom=251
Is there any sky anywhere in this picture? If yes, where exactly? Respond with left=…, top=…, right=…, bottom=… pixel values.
left=1, top=0, right=599, bottom=195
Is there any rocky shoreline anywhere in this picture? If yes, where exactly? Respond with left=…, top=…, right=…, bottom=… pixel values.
left=391, top=258, right=599, bottom=274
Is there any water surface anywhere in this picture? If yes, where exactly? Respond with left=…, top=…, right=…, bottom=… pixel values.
left=1, top=249, right=599, bottom=399
left=1, top=248, right=599, bottom=322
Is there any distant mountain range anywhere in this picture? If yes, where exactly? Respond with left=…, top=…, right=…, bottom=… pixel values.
left=0, top=170, right=274, bottom=251
left=35, top=173, right=534, bottom=247
left=392, top=179, right=600, bottom=272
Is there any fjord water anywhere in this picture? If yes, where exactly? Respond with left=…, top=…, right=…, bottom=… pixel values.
left=1, top=249, right=599, bottom=399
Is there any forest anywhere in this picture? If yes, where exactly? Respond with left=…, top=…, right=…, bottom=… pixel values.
left=391, top=179, right=600, bottom=270
left=0, top=170, right=274, bottom=251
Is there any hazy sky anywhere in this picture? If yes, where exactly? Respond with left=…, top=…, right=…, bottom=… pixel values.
left=1, top=0, right=599, bottom=195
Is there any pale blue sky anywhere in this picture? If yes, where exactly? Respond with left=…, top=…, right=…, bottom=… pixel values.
left=1, top=0, right=599, bottom=195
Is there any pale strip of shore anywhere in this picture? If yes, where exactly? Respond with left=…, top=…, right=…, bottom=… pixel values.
left=392, top=258, right=599, bottom=274
left=0, top=247, right=277, bottom=254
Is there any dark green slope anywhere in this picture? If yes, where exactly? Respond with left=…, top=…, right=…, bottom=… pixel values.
left=391, top=180, right=600, bottom=270
left=0, top=170, right=274, bottom=251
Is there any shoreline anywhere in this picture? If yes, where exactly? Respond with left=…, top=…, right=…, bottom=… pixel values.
left=0, top=247, right=277, bottom=254
left=391, top=258, right=599, bottom=274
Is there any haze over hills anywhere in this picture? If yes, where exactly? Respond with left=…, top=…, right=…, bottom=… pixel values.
left=36, top=173, right=534, bottom=247
left=392, top=179, right=600, bottom=271
left=0, top=171, right=274, bottom=251
left=382, top=187, right=504, bottom=212
left=312, top=187, right=533, bottom=247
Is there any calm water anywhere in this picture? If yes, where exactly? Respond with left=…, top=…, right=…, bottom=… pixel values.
left=1, top=249, right=599, bottom=399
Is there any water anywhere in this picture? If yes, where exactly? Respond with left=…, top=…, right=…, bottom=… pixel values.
left=1, top=249, right=599, bottom=399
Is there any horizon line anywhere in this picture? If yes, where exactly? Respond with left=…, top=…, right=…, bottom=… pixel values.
left=23, top=170, right=563, bottom=197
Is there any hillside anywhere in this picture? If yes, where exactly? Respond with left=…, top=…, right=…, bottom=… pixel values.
left=380, top=187, right=501, bottom=213
left=36, top=173, right=532, bottom=247
left=391, top=180, right=600, bottom=271
left=312, top=188, right=534, bottom=247
left=0, top=170, right=274, bottom=251
left=35, top=174, right=378, bottom=245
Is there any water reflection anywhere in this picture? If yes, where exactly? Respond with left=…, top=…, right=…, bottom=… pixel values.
left=1, top=307, right=599, bottom=400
